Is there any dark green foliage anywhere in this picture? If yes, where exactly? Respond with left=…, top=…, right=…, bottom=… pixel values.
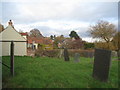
left=50, top=35, right=54, bottom=40
left=54, top=35, right=56, bottom=39
left=84, top=43, right=95, bottom=49
left=69, top=31, right=80, bottom=39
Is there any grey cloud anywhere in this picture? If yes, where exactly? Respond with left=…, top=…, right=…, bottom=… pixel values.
left=33, top=25, right=70, bottom=37
left=2, top=2, right=118, bottom=24
left=68, top=2, right=118, bottom=22
left=34, top=25, right=90, bottom=38
left=1, top=1, right=118, bottom=42
left=2, top=2, right=20, bottom=23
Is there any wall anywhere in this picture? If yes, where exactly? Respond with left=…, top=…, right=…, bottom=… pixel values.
left=2, top=42, right=27, bottom=56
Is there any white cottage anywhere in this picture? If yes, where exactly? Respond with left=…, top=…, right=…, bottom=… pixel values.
left=0, top=20, right=27, bottom=56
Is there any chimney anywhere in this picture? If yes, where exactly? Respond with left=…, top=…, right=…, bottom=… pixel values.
left=8, top=20, right=14, bottom=28
left=8, top=20, right=13, bottom=25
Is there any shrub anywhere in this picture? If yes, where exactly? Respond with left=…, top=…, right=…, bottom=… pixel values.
left=84, top=43, right=95, bottom=49
left=35, top=49, right=60, bottom=57
left=35, top=49, right=95, bottom=58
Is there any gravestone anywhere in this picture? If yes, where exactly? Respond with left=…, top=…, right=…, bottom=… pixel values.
left=89, top=52, right=94, bottom=58
left=58, top=49, right=64, bottom=58
left=85, top=52, right=94, bottom=58
left=111, top=51, right=117, bottom=57
left=92, top=48, right=112, bottom=82
left=84, top=52, right=88, bottom=58
left=74, top=53, right=80, bottom=63
left=64, top=48, right=70, bottom=61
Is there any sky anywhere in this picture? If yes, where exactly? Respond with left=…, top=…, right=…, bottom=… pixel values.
left=0, top=0, right=119, bottom=42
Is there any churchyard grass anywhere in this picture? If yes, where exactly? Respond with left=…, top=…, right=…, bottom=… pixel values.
left=2, top=56, right=118, bottom=88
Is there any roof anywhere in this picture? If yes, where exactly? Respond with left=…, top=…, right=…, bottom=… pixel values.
left=27, top=36, right=53, bottom=45
left=0, top=25, right=26, bottom=41
left=20, top=32, right=28, bottom=36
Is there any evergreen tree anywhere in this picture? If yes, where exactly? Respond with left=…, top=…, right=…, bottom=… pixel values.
left=69, top=31, right=80, bottom=39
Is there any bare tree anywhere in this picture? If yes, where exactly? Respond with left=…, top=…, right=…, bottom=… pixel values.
left=89, top=20, right=117, bottom=49
left=29, top=29, right=43, bottom=37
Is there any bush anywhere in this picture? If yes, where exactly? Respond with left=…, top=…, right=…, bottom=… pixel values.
left=35, top=49, right=95, bottom=58
left=84, top=43, right=95, bottom=49
left=35, top=49, right=60, bottom=57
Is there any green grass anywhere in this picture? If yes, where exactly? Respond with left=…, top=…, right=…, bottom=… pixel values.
left=2, top=56, right=118, bottom=88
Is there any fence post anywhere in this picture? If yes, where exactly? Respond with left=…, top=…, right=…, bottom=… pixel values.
left=10, top=41, right=14, bottom=76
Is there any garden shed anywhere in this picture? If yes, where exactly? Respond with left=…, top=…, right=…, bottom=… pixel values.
left=0, top=20, right=27, bottom=56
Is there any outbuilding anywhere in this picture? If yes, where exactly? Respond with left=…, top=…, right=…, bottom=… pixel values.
left=0, top=20, right=27, bottom=56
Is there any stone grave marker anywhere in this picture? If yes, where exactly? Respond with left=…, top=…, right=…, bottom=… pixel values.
left=58, top=49, right=64, bottom=58
left=92, top=48, right=112, bottom=82
left=86, top=52, right=94, bottom=58
left=111, top=51, right=117, bottom=57
left=74, top=53, right=80, bottom=63
left=89, top=52, right=94, bottom=58
left=64, top=48, right=70, bottom=61
left=84, top=52, right=88, bottom=58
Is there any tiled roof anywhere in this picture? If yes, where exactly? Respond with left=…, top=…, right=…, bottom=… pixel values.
left=27, top=37, right=53, bottom=44
left=20, top=33, right=28, bottom=36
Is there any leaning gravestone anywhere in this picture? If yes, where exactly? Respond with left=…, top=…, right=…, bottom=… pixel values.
left=92, top=48, right=112, bottom=82
left=74, top=53, right=80, bottom=63
left=58, top=49, right=64, bottom=58
left=64, top=48, right=70, bottom=61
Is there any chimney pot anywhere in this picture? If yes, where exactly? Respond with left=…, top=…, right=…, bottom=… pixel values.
left=8, top=20, right=14, bottom=28
left=8, top=20, right=13, bottom=26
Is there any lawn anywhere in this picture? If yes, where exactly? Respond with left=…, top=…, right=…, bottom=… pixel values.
left=2, top=56, right=118, bottom=88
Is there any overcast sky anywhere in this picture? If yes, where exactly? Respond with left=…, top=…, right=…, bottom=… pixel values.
left=0, top=0, right=118, bottom=42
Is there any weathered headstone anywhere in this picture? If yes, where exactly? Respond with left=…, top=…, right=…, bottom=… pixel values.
left=84, top=52, right=88, bottom=58
left=86, top=52, right=94, bottom=58
left=58, top=49, right=64, bottom=58
left=92, top=48, right=112, bottom=82
left=64, top=48, right=70, bottom=61
left=111, top=51, right=117, bottom=57
left=74, top=53, right=80, bottom=63
left=89, top=52, right=94, bottom=58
